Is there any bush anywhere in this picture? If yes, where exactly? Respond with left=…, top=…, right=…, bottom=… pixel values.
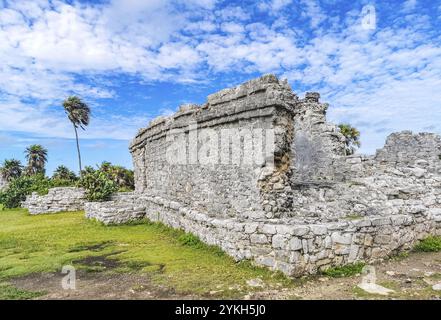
left=79, top=170, right=117, bottom=202
left=178, top=233, right=204, bottom=248
left=52, top=165, right=77, bottom=182
left=321, top=263, right=365, bottom=278
left=414, top=236, right=441, bottom=252
left=0, top=174, right=53, bottom=209
left=99, top=162, right=134, bottom=191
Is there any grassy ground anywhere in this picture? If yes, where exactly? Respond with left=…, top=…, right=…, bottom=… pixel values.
left=1, top=208, right=440, bottom=300
left=0, top=209, right=292, bottom=299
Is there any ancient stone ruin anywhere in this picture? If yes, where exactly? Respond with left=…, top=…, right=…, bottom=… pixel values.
left=25, top=75, right=441, bottom=276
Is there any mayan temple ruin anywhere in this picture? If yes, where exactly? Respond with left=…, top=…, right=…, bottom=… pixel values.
left=24, top=74, right=441, bottom=276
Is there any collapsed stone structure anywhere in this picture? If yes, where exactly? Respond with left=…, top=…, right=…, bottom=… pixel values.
left=27, top=74, right=441, bottom=276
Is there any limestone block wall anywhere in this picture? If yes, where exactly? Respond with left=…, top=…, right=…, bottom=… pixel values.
left=85, top=193, right=145, bottom=224
left=129, top=74, right=298, bottom=220
left=286, top=131, right=441, bottom=219
left=23, top=187, right=86, bottom=215
left=84, top=193, right=441, bottom=276
left=291, top=92, right=346, bottom=183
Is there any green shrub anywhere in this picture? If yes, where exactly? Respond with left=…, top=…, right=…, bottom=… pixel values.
left=79, top=170, right=117, bottom=202
left=0, top=283, right=45, bottom=300
left=178, top=233, right=204, bottom=247
left=99, top=162, right=134, bottom=190
left=51, top=178, right=77, bottom=188
left=414, top=236, right=441, bottom=252
left=0, top=174, right=53, bottom=209
left=321, top=262, right=365, bottom=278
left=52, top=165, right=77, bottom=182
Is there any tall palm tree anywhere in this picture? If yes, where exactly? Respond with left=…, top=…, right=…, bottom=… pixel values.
left=0, top=159, right=23, bottom=181
left=338, top=124, right=361, bottom=156
left=24, top=145, right=48, bottom=175
left=62, top=96, right=91, bottom=175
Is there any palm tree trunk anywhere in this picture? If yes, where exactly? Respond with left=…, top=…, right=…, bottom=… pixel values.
left=73, top=124, right=82, bottom=176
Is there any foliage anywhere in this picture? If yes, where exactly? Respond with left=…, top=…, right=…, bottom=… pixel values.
left=52, top=165, right=77, bottom=182
left=0, top=174, right=53, bottom=208
left=0, top=159, right=23, bottom=182
left=0, top=283, right=45, bottom=300
left=338, top=124, right=361, bottom=156
left=414, top=236, right=441, bottom=252
left=79, top=163, right=134, bottom=194
left=80, top=166, right=96, bottom=176
left=321, top=262, right=365, bottom=278
left=178, top=232, right=204, bottom=248
left=62, top=96, right=91, bottom=130
left=99, top=161, right=135, bottom=190
left=63, top=96, right=91, bottom=174
left=24, top=144, right=48, bottom=176
left=78, top=170, right=118, bottom=201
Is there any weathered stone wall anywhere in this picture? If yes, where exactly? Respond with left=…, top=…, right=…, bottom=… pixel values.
left=85, top=193, right=145, bottom=224
left=287, top=132, right=441, bottom=219
left=85, top=74, right=441, bottom=276
left=291, top=92, right=346, bottom=183
left=85, top=192, right=441, bottom=276
left=129, top=74, right=298, bottom=220
left=23, top=187, right=86, bottom=215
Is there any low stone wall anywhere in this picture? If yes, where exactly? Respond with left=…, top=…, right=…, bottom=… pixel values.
left=23, top=187, right=86, bottom=215
left=85, top=193, right=145, bottom=224
left=84, top=194, right=441, bottom=276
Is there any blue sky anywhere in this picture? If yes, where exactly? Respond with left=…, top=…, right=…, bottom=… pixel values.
left=1, top=0, right=441, bottom=175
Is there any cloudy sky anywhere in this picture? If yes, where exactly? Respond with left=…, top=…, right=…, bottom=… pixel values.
left=1, top=0, right=440, bottom=174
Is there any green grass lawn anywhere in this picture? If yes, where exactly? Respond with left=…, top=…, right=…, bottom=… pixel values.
left=0, top=209, right=292, bottom=299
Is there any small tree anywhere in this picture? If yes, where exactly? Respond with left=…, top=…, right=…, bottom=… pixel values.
left=338, top=124, right=361, bottom=156
left=24, top=145, right=48, bottom=175
left=0, top=159, right=23, bottom=182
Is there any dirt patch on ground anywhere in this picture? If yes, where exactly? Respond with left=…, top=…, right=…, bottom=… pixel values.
left=11, top=271, right=199, bottom=300
left=247, top=251, right=441, bottom=300
left=9, top=251, right=441, bottom=300
left=73, top=255, right=122, bottom=270
left=68, top=241, right=114, bottom=253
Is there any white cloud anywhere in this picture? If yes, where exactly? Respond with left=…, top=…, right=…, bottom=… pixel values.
left=403, top=0, right=418, bottom=12
left=216, top=6, right=250, bottom=21
left=0, top=0, right=441, bottom=155
left=221, top=22, right=245, bottom=34
left=258, top=0, right=292, bottom=14
left=299, top=0, right=328, bottom=28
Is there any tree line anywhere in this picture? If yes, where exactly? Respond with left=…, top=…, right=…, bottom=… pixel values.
left=0, top=96, right=134, bottom=208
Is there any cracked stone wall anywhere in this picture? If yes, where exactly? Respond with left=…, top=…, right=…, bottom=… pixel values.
left=85, top=74, right=441, bottom=276
left=129, top=74, right=298, bottom=220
